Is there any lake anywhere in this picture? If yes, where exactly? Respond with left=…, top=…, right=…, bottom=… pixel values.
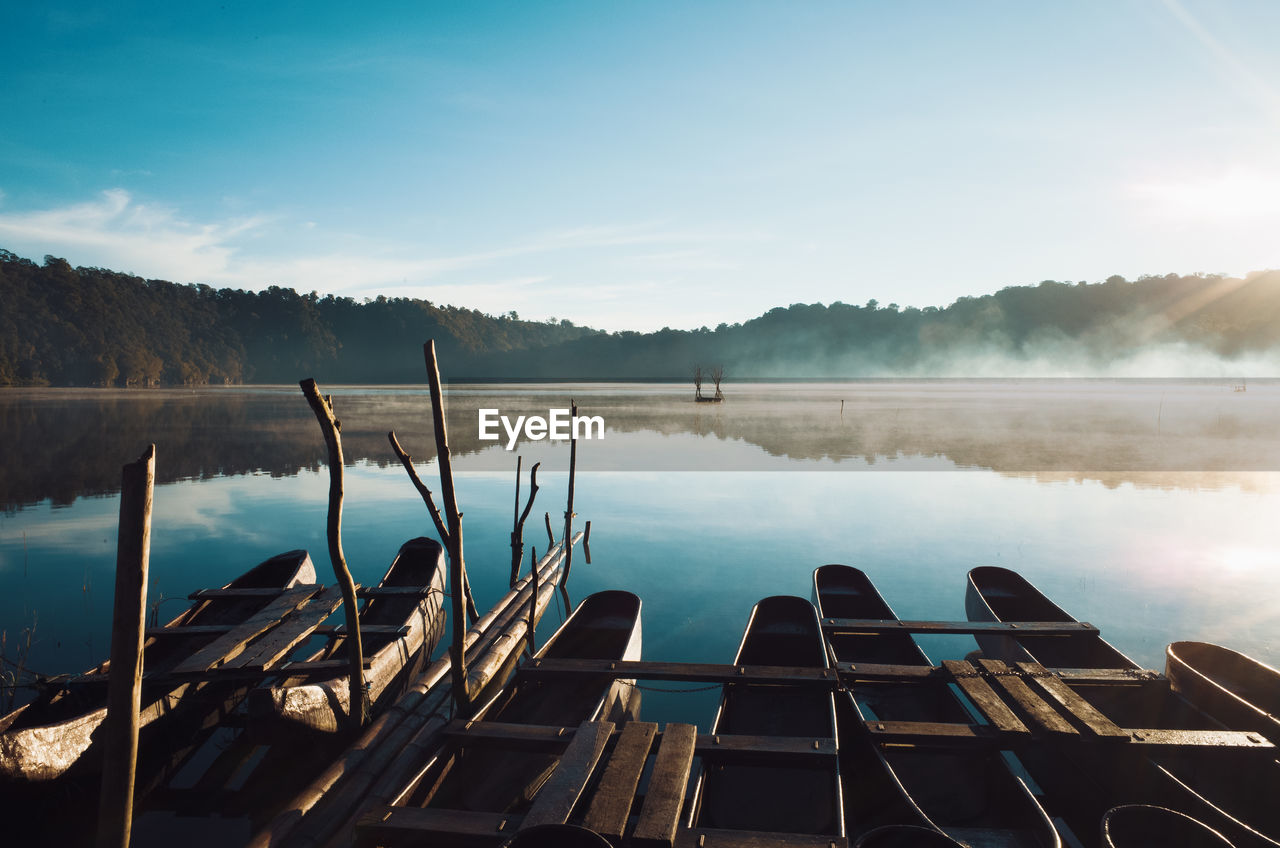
left=3, top=379, right=1280, bottom=739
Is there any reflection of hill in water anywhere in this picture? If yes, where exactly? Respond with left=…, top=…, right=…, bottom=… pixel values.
left=3, top=382, right=1278, bottom=510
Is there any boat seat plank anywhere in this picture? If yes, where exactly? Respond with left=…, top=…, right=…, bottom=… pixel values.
left=173, top=585, right=322, bottom=674
left=315, top=623, right=411, bottom=637
left=188, top=587, right=297, bottom=599
left=976, top=659, right=1077, bottom=735
left=823, top=618, right=1099, bottom=636
left=521, top=719, right=615, bottom=829
left=522, top=658, right=835, bottom=687
left=222, top=584, right=347, bottom=671
left=582, top=721, right=659, bottom=842
left=145, top=624, right=237, bottom=636
left=356, top=585, right=441, bottom=598
left=1015, top=661, right=1128, bottom=738
left=678, top=828, right=849, bottom=847
left=835, top=662, right=1162, bottom=685
left=633, top=721, right=697, bottom=848
left=941, top=660, right=1029, bottom=735
left=354, top=805, right=515, bottom=845
left=865, top=720, right=1001, bottom=746
left=1126, top=728, right=1274, bottom=748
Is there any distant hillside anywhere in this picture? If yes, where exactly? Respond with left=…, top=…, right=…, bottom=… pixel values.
left=2, top=248, right=1279, bottom=385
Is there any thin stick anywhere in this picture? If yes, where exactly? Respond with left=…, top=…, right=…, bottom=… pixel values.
left=387, top=431, right=478, bottom=621
left=528, top=546, right=538, bottom=655
left=584, top=520, right=592, bottom=565
left=562, top=400, right=579, bottom=581
left=301, top=380, right=366, bottom=731
left=510, top=460, right=541, bottom=588
left=544, top=511, right=554, bottom=547
left=424, top=341, right=470, bottom=716
left=96, top=444, right=155, bottom=848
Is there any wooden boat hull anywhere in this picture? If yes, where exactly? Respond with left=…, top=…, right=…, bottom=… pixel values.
left=0, top=550, right=316, bottom=783
left=815, top=564, right=1060, bottom=847
left=968, top=567, right=1280, bottom=846
left=403, top=590, right=642, bottom=813
left=247, top=537, right=447, bottom=734
left=690, top=594, right=845, bottom=839
left=965, top=566, right=1139, bottom=670
left=1167, top=641, right=1280, bottom=744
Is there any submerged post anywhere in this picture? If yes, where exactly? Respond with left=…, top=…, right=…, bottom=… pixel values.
left=562, top=400, right=579, bottom=581
left=424, top=340, right=471, bottom=715
left=96, top=444, right=155, bottom=848
left=510, top=459, right=540, bottom=588
left=301, top=379, right=366, bottom=731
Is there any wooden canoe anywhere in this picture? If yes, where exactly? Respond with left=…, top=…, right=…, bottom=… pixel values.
left=400, top=589, right=642, bottom=813
left=815, top=564, right=1061, bottom=848
left=968, top=567, right=1280, bottom=846
left=246, top=537, right=447, bottom=734
left=0, top=550, right=316, bottom=783
left=1167, top=641, right=1280, bottom=744
left=966, top=565, right=1139, bottom=670
left=689, top=594, right=846, bottom=839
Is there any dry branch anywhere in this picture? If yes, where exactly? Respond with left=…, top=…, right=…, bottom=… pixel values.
left=509, top=458, right=541, bottom=588
left=301, top=379, right=366, bottom=732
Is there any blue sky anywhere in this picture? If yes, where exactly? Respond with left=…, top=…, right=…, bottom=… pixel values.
left=2, top=1, right=1279, bottom=331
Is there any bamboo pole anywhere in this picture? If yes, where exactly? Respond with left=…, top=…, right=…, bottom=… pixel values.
left=562, top=400, right=579, bottom=581
left=423, top=340, right=470, bottom=716
left=300, top=380, right=366, bottom=732
left=250, top=538, right=579, bottom=848
left=387, top=431, right=479, bottom=622
left=527, top=546, right=538, bottom=655
left=96, top=444, right=155, bottom=848
left=510, top=459, right=540, bottom=588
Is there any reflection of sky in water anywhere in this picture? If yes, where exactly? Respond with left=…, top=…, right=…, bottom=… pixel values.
left=3, top=458, right=1279, bottom=729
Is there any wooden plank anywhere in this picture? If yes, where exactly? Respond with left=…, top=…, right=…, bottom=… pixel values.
left=834, top=662, right=1163, bottom=684
left=823, top=618, right=1099, bottom=636
left=976, top=659, right=1076, bottom=735
left=354, top=805, right=514, bottom=845
left=315, top=623, right=410, bottom=637
left=145, top=624, right=236, bottom=637
left=942, top=660, right=1029, bottom=735
left=697, top=733, right=837, bottom=765
left=1016, top=661, right=1128, bottom=738
left=356, top=586, right=440, bottom=598
left=679, top=828, right=848, bottom=847
left=582, top=721, right=659, bottom=842
left=521, top=720, right=615, bottom=829
left=865, top=720, right=1001, bottom=746
left=522, top=658, right=836, bottom=687
left=222, top=584, right=346, bottom=671
left=1126, top=728, right=1274, bottom=749
left=188, top=587, right=291, bottom=600
left=173, top=585, right=321, bottom=674
left=633, top=722, right=697, bottom=848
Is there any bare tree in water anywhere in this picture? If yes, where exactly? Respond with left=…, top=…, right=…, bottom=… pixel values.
left=693, top=364, right=704, bottom=400
left=710, top=365, right=725, bottom=400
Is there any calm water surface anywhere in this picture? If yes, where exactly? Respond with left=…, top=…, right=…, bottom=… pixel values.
left=2, top=380, right=1280, bottom=732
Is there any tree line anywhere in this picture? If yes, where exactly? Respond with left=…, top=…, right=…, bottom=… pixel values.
left=3, top=248, right=1279, bottom=385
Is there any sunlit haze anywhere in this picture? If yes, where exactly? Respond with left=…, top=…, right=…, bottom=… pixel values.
left=2, top=1, right=1279, bottom=330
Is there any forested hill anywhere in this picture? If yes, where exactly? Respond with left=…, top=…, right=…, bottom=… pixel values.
left=3, top=248, right=1280, bottom=385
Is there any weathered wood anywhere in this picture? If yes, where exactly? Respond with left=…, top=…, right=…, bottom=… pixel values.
left=528, top=545, right=539, bottom=655
left=188, top=587, right=289, bottom=599
left=562, top=400, right=579, bottom=582
left=355, top=586, right=441, bottom=598
left=521, top=720, right=615, bottom=829
left=318, top=623, right=412, bottom=637
left=545, top=511, right=554, bottom=546
left=425, top=340, right=471, bottom=716
left=172, top=585, right=320, bottom=674
left=1016, top=661, right=1128, bottom=738
left=301, top=378, right=367, bottom=731
left=1124, top=728, right=1274, bottom=748
left=223, top=584, right=346, bottom=671
left=633, top=722, right=696, bottom=848
left=833, top=661, right=1162, bottom=684
left=976, top=658, right=1077, bottom=735
left=521, top=658, right=836, bottom=686
left=582, top=721, right=659, bottom=840
left=864, top=720, right=1002, bottom=746
left=583, top=520, right=592, bottom=565
left=96, top=444, right=155, bottom=848
left=823, top=618, right=1099, bottom=635
left=145, top=624, right=237, bottom=636
left=941, top=659, right=1029, bottom=735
